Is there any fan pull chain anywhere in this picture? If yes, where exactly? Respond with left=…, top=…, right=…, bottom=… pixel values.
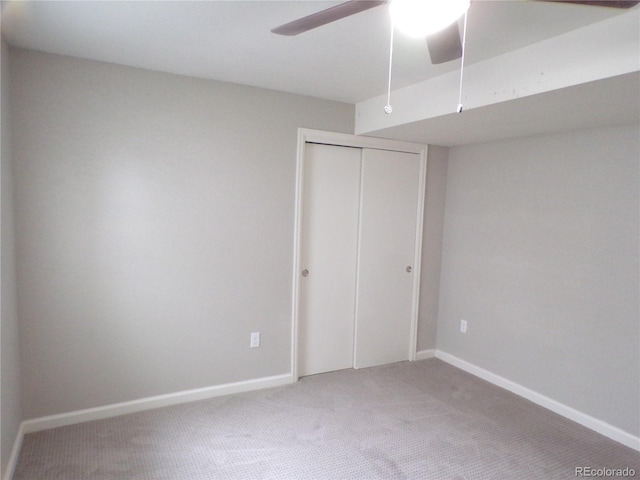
left=457, top=8, right=469, bottom=113
left=384, top=23, right=395, bottom=114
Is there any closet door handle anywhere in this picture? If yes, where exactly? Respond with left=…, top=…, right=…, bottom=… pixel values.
left=302, top=269, right=310, bottom=277
left=406, top=266, right=412, bottom=273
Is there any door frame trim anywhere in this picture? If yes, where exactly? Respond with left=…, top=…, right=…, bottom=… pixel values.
left=291, top=128, right=428, bottom=381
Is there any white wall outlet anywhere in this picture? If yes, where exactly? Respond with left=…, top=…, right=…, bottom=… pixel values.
left=250, top=332, right=260, bottom=348
left=460, top=319, right=468, bottom=333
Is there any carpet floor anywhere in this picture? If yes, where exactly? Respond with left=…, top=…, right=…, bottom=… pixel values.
left=13, top=359, right=640, bottom=479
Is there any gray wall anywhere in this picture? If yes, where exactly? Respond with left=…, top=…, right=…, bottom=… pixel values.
left=1, top=40, right=23, bottom=475
left=11, top=49, right=354, bottom=419
left=417, top=145, right=448, bottom=352
left=437, top=124, right=640, bottom=436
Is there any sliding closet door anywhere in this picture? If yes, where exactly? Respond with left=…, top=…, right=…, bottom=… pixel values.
left=298, top=143, right=361, bottom=377
left=354, top=148, right=421, bottom=369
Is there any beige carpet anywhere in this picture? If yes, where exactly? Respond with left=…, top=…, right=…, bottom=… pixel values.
left=13, top=359, right=640, bottom=479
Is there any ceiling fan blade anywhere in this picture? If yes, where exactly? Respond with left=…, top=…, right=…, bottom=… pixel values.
left=535, top=0, right=639, bottom=7
left=271, top=0, right=387, bottom=36
left=426, top=22, right=463, bottom=65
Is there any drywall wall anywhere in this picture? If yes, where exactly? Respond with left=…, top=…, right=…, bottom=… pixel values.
left=417, top=145, right=448, bottom=352
left=1, top=40, right=23, bottom=476
left=11, top=48, right=354, bottom=419
left=437, top=124, right=640, bottom=436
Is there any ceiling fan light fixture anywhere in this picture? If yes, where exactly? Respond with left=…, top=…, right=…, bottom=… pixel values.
left=389, top=0, right=470, bottom=38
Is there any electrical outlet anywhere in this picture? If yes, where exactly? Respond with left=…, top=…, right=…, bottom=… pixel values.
left=250, top=332, right=260, bottom=348
left=460, top=319, right=467, bottom=333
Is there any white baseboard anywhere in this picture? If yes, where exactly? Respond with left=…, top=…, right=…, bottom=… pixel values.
left=3, top=422, right=25, bottom=480
left=4, top=373, right=293, bottom=479
left=415, top=349, right=436, bottom=361
left=21, top=373, right=293, bottom=435
left=435, top=350, right=640, bottom=452
left=5, top=356, right=638, bottom=478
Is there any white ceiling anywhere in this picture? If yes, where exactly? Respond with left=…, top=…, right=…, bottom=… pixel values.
left=371, top=72, right=640, bottom=145
left=2, top=0, right=639, bottom=145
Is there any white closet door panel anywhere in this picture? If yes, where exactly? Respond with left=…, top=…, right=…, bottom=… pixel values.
left=299, top=143, right=361, bottom=376
left=354, top=148, right=421, bottom=369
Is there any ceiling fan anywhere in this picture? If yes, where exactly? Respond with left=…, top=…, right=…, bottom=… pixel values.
left=272, top=0, right=640, bottom=65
